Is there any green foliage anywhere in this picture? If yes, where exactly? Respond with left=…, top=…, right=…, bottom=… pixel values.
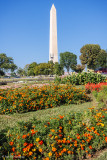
left=80, top=44, right=101, bottom=70
left=17, top=67, right=24, bottom=76
left=72, top=64, right=85, bottom=73
left=34, top=62, right=54, bottom=75
left=1, top=108, right=106, bottom=159
left=54, top=72, right=106, bottom=85
left=54, top=62, right=64, bottom=76
left=0, top=70, right=5, bottom=76
left=93, top=86, right=107, bottom=108
left=0, top=84, right=90, bottom=114
left=60, top=52, right=77, bottom=73
left=96, top=49, right=107, bottom=68
left=28, top=62, right=37, bottom=76
left=0, top=53, right=17, bottom=73
left=10, top=72, right=17, bottom=77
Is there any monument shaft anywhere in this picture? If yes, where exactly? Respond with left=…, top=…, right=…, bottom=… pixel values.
left=49, top=4, right=58, bottom=63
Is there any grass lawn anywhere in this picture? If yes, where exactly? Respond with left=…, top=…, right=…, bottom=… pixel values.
left=0, top=101, right=92, bottom=131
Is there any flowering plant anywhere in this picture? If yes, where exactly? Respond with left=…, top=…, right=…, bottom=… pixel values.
left=1, top=107, right=106, bottom=159
left=85, top=82, right=107, bottom=93
left=0, top=84, right=90, bottom=114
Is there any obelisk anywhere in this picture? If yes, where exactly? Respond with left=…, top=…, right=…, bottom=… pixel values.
left=49, top=4, right=58, bottom=63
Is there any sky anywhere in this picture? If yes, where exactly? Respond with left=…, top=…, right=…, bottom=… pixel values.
left=0, top=0, right=107, bottom=69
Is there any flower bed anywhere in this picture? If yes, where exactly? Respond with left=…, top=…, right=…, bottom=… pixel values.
left=0, top=84, right=90, bottom=114
left=85, top=82, right=107, bottom=93
left=1, top=108, right=107, bottom=159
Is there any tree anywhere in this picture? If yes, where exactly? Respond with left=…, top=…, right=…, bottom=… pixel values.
left=0, top=53, right=17, bottom=73
left=0, top=70, right=5, bottom=76
left=34, top=62, right=54, bottom=75
left=72, top=64, right=85, bottom=73
left=17, top=67, right=24, bottom=76
left=96, top=49, right=107, bottom=68
left=60, top=52, right=77, bottom=73
left=54, top=62, right=64, bottom=75
left=28, top=62, right=37, bottom=76
left=80, top=44, right=101, bottom=70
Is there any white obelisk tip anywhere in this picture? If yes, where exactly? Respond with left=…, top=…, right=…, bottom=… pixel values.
left=52, top=4, right=55, bottom=8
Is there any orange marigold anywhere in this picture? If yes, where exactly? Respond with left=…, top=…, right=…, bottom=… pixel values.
left=39, top=148, right=42, bottom=152
left=59, top=126, right=62, bottom=129
left=105, top=137, right=107, bottom=142
left=77, top=136, right=80, bottom=139
left=12, top=147, right=15, bottom=152
left=29, top=151, right=33, bottom=156
left=63, top=148, right=67, bottom=152
left=59, top=115, right=64, bottom=119
left=9, top=141, right=14, bottom=146
left=89, top=145, right=92, bottom=149
left=23, top=142, right=28, bottom=146
left=68, top=151, right=72, bottom=154
left=52, top=147, right=57, bottom=152
left=51, top=129, right=55, bottom=132
left=22, top=135, right=27, bottom=139
left=45, top=158, right=49, bottom=160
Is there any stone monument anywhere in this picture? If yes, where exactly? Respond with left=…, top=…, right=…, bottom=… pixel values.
left=49, top=4, right=58, bottom=63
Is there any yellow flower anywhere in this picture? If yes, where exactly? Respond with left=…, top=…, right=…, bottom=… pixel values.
left=32, top=148, right=36, bottom=151
left=36, top=138, right=40, bottom=142
left=100, top=123, right=104, bottom=127
left=48, top=152, right=52, bottom=157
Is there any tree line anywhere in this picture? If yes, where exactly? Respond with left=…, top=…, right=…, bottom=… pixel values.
left=0, top=44, right=107, bottom=76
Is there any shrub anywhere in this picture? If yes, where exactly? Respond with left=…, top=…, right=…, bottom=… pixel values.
left=1, top=108, right=107, bottom=160
left=0, top=84, right=90, bottom=114
left=54, top=72, right=106, bottom=85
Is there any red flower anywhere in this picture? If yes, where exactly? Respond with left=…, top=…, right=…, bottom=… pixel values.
left=59, top=115, right=64, bottom=119
left=22, top=135, right=27, bottom=139
left=77, top=136, right=80, bottom=139
left=9, top=141, right=14, bottom=146
left=89, top=145, right=92, bottom=149
left=23, top=142, right=28, bottom=146
left=12, top=147, right=15, bottom=152
left=59, top=134, right=63, bottom=137
left=39, top=140, right=43, bottom=145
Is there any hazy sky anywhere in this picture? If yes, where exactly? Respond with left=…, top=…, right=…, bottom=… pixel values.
left=0, top=0, right=107, bottom=68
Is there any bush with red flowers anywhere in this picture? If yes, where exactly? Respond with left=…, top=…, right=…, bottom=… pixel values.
left=85, top=82, right=107, bottom=93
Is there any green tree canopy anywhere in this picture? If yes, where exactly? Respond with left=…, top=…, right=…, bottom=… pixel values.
left=72, top=64, right=85, bottom=73
left=28, top=62, right=37, bottom=76
left=60, top=52, right=77, bottom=73
left=34, top=62, right=54, bottom=75
left=17, top=67, right=24, bottom=76
left=80, top=44, right=101, bottom=70
left=0, top=53, right=17, bottom=75
left=96, top=49, right=107, bottom=68
left=54, top=62, right=64, bottom=76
